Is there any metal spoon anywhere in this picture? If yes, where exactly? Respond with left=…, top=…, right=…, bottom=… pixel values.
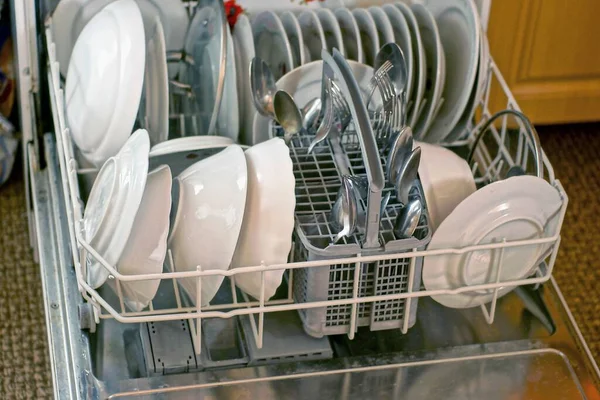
left=331, top=175, right=358, bottom=243
left=250, top=57, right=277, bottom=118
left=273, top=90, right=303, bottom=142
left=302, top=98, right=322, bottom=132
left=307, top=78, right=335, bottom=154
left=395, top=146, right=421, bottom=205
left=386, top=126, right=414, bottom=184
left=394, top=198, right=423, bottom=239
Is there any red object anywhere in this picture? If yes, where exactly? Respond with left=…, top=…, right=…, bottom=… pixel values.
left=224, top=0, right=244, bottom=29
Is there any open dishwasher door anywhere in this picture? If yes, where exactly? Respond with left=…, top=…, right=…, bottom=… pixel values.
left=18, top=0, right=600, bottom=398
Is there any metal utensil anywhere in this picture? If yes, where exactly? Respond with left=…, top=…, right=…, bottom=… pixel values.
left=387, top=127, right=414, bottom=184
left=395, top=146, right=421, bottom=205
left=394, top=197, right=422, bottom=239
left=375, top=43, right=408, bottom=129
left=250, top=57, right=277, bottom=118
left=273, top=90, right=303, bottom=142
left=331, top=175, right=358, bottom=243
left=307, top=78, right=335, bottom=153
left=302, top=98, right=322, bottom=132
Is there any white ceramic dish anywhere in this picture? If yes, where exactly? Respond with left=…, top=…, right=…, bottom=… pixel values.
left=352, top=8, right=380, bottom=67
left=367, top=7, right=395, bottom=47
left=417, top=141, right=476, bottom=232
left=66, top=0, right=145, bottom=167
left=334, top=8, right=363, bottom=63
left=232, top=14, right=256, bottom=145
left=315, top=8, right=345, bottom=57
left=422, top=175, right=563, bottom=309
left=280, top=11, right=306, bottom=68
left=217, top=25, right=240, bottom=141
left=116, top=164, right=171, bottom=311
left=394, top=2, right=426, bottom=128
left=381, top=4, right=414, bottom=106
left=252, top=60, right=381, bottom=145
left=298, top=10, right=326, bottom=63
left=169, top=145, right=248, bottom=306
left=421, top=0, right=480, bottom=144
left=139, top=16, right=169, bottom=146
left=253, top=11, right=295, bottom=80
left=84, top=129, right=150, bottom=289
left=51, top=0, right=86, bottom=78
left=231, top=138, right=295, bottom=300
left=410, top=3, right=445, bottom=141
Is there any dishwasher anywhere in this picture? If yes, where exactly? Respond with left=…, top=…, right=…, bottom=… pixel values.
left=10, top=0, right=600, bottom=398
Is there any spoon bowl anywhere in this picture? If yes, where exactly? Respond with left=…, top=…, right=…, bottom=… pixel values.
left=250, top=57, right=277, bottom=118
left=394, top=198, right=423, bottom=239
left=274, top=90, right=303, bottom=142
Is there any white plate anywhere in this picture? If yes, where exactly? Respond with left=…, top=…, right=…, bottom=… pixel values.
left=381, top=4, right=414, bottom=107
left=422, top=176, right=562, bottom=309
left=233, top=14, right=256, bottom=145
left=51, top=0, right=86, bottom=78
left=421, top=0, right=480, bottom=143
left=252, top=60, right=381, bottom=145
left=280, top=11, right=306, bottom=68
left=315, top=8, right=345, bottom=56
left=66, top=0, right=145, bottom=167
left=116, top=164, right=171, bottom=311
left=351, top=8, right=379, bottom=67
left=298, top=10, right=326, bottom=63
left=169, top=145, right=248, bottom=306
left=253, top=11, right=294, bottom=80
left=334, top=8, right=363, bottom=63
left=394, top=2, right=426, bottom=128
left=218, top=26, right=240, bottom=141
left=84, top=129, right=150, bottom=288
left=231, top=138, right=295, bottom=300
left=139, top=16, right=169, bottom=146
left=367, top=7, right=395, bottom=47
left=410, top=3, right=445, bottom=140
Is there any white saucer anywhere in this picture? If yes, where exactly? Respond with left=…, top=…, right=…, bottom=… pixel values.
left=422, top=176, right=562, bottom=309
left=84, top=129, right=150, bottom=289
left=232, top=14, right=256, bottom=145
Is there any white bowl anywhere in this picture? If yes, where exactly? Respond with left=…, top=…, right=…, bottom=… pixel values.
left=169, top=145, right=248, bottom=306
left=231, top=138, right=296, bottom=300
left=417, top=141, right=476, bottom=232
left=115, top=164, right=171, bottom=311
left=66, top=0, right=145, bottom=167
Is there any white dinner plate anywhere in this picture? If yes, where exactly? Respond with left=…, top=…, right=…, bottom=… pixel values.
left=394, top=2, right=426, bottom=128
left=367, top=7, right=395, bottom=47
left=315, top=8, right=345, bottom=56
left=254, top=11, right=295, bottom=80
left=410, top=3, right=445, bottom=141
left=422, top=176, right=562, bottom=309
left=280, top=11, right=306, bottom=68
left=381, top=4, right=414, bottom=109
left=217, top=25, right=240, bottom=141
left=352, top=8, right=379, bottom=67
left=233, top=14, right=256, bottom=145
left=84, top=129, right=150, bottom=289
left=334, top=8, right=363, bottom=63
left=421, top=0, right=481, bottom=144
left=139, top=16, right=169, bottom=146
left=298, top=10, right=326, bottom=63
left=116, top=164, right=171, bottom=311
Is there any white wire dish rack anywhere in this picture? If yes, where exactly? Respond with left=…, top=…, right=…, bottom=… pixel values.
left=44, top=14, right=567, bottom=355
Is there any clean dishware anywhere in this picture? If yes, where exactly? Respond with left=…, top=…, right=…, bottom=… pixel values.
left=116, top=164, right=171, bottom=312
left=421, top=0, right=481, bottom=144
left=410, top=3, right=445, bottom=140
left=50, top=0, right=86, bottom=77
left=253, top=11, right=294, bottom=80
left=138, top=15, right=169, bottom=146
left=331, top=175, right=359, bottom=243
left=169, top=145, right=248, bottom=306
left=149, top=135, right=233, bottom=157
left=250, top=57, right=277, bottom=118
left=307, top=79, right=335, bottom=154
left=394, top=197, right=423, bottom=239
left=367, top=6, right=395, bottom=46
left=334, top=8, right=363, bottom=63
left=273, top=90, right=303, bottom=142
left=315, top=8, right=345, bottom=57
left=83, top=129, right=150, bottom=289
left=298, top=10, right=326, bottom=62
left=231, top=138, right=296, bottom=301
left=422, top=175, right=563, bottom=309
left=417, top=141, right=476, bottom=232
left=394, top=1, right=426, bottom=128
left=395, top=145, right=421, bottom=205
left=381, top=4, right=414, bottom=106
left=232, top=14, right=256, bottom=145
left=280, top=11, right=306, bottom=68
left=302, top=98, right=322, bottom=132
left=65, top=0, right=145, bottom=167
left=387, top=126, right=413, bottom=184
left=374, top=42, right=408, bottom=130
left=352, top=8, right=380, bottom=67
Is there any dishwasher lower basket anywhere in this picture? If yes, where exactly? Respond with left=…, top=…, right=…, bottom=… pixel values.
left=43, top=8, right=567, bottom=356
